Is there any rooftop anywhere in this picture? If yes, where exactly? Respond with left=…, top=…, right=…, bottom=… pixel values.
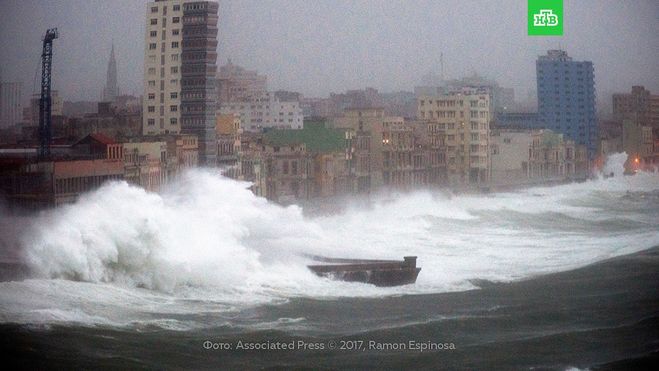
left=263, top=121, right=346, bottom=153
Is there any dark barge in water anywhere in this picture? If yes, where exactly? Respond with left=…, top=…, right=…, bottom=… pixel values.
left=306, top=256, right=421, bottom=287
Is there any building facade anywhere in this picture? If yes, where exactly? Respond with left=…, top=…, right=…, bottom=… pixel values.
left=493, top=112, right=540, bottom=130
left=0, top=82, right=22, bottom=129
left=528, top=130, right=588, bottom=180
left=219, top=92, right=303, bottom=132
left=143, top=0, right=218, bottom=164
left=418, top=92, right=490, bottom=186
left=536, top=50, right=597, bottom=158
left=622, top=119, right=654, bottom=171
left=490, top=130, right=534, bottom=186
left=613, top=86, right=659, bottom=131
left=216, top=113, right=241, bottom=170
left=216, top=59, right=267, bottom=103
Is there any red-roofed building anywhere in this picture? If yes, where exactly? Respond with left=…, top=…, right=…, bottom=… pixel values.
left=72, top=133, right=123, bottom=160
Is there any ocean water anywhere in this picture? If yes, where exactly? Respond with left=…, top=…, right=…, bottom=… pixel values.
left=0, top=153, right=658, bottom=369
left=0, top=153, right=657, bottom=331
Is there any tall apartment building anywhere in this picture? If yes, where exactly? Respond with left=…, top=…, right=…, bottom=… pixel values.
left=143, top=0, right=219, bottom=164
left=536, top=50, right=597, bottom=158
left=613, top=86, right=659, bottom=130
left=418, top=92, right=490, bottom=186
left=0, top=82, right=22, bottom=129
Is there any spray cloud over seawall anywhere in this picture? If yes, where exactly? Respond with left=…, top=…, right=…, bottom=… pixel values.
left=1, top=154, right=658, bottom=328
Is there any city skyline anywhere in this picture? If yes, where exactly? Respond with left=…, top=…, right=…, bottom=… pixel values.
left=0, top=0, right=657, bottom=106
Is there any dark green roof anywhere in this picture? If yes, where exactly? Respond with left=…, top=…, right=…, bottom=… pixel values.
left=263, top=120, right=346, bottom=153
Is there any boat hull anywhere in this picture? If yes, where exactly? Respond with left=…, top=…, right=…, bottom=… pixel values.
left=307, top=256, right=421, bottom=287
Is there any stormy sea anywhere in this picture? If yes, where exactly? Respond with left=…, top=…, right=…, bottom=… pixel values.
left=1, top=153, right=658, bottom=370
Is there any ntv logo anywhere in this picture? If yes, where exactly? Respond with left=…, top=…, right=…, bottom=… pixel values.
left=533, top=10, right=559, bottom=27
left=528, top=0, right=563, bottom=36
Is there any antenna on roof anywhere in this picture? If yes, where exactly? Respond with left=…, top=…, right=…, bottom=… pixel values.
left=440, top=52, right=444, bottom=82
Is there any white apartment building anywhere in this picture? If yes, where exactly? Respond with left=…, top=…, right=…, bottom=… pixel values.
left=219, top=92, right=303, bottom=132
left=143, top=0, right=184, bottom=135
left=143, top=0, right=219, bottom=164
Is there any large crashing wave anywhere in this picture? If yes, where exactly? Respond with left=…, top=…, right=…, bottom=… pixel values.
left=11, top=153, right=659, bottom=304
left=22, top=170, right=328, bottom=293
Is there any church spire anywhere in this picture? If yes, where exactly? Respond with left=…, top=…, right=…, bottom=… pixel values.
left=102, top=43, right=119, bottom=102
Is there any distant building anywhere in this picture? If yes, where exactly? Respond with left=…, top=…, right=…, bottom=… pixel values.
left=300, top=97, right=333, bottom=118
left=0, top=81, right=22, bottom=129
left=445, top=73, right=515, bottom=112
left=613, top=86, right=659, bottom=131
left=380, top=91, right=417, bottom=118
left=68, top=102, right=141, bottom=141
left=143, top=0, right=219, bottom=165
left=217, top=59, right=268, bottom=103
left=219, top=92, right=303, bottom=132
left=29, top=91, right=63, bottom=125
left=328, top=88, right=382, bottom=117
left=101, top=44, right=119, bottom=103
left=536, top=50, right=597, bottom=158
left=493, top=112, right=540, bottom=130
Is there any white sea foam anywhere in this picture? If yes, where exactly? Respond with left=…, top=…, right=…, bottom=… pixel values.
left=0, top=153, right=657, bottom=329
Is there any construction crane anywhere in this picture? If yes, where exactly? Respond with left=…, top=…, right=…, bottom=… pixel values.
left=38, top=28, right=59, bottom=160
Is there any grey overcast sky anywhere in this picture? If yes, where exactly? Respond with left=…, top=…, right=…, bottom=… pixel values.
left=0, top=0, right=657, bottom=106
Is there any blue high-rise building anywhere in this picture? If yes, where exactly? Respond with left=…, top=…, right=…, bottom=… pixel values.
left=536, top=50, right=597, bottom=158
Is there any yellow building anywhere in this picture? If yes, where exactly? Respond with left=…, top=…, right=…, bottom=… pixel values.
left=216, top=114, right=242, bottom=172
left=418, top=92, right=490, bottom=186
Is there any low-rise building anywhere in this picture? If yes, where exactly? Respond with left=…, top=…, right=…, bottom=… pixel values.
left=123, top=141, right=167, bottom=192
left=490, top=130, right=534, bottom=186
left=0, top=134, right=124, bottom=210
left=622, top=119, right=654, bottom=172
left=528, top=130, right=588, bottom=181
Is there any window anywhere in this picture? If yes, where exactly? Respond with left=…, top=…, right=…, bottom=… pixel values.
left=148, top=67, right=156, bottom=75
left=148, top=106, right=155, bottom=113
left=171, top=41, right=179, bottom=48
left=149, top=43, right=157, bottom=50
left=151, top=6, right=158, bottom=13
left=171, top=66, right=178, bottom=74
left=148, top=55, right=156, bottom=63
left=173, top=17, right=180, bottom=24
left=170, top=92, right=178, bottom=99
left=148, top=119, right=155, bottom=126
left=170, top=105, right=178, bottom=112
left=170, top=79, right=178, bottom=85
left=150, top=18, right=157, bottom=25
left=171, top=54, right=179, bottom=62
left=148, top=80, right=156, bottom=87
left=173, top=5, right=180, bottom=11
left=170, top=118, right=178, bottom=125
left=148, top=93, right=155, bottom=100
left=150, top=31, right=157, bottom=37
left=172, top=29, right=179, bottom=36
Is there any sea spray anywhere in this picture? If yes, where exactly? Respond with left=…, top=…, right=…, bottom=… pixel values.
left=0, top=154, right=657, bottom=328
